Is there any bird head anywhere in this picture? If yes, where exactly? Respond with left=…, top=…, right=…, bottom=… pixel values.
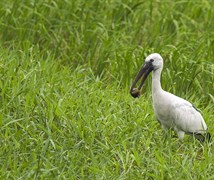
left=145, top=53, right=163, bottom=71
left=130, top=53, right=163, bottom=98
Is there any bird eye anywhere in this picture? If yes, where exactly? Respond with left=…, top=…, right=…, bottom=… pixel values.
left=150, top=59, right=154, bottom=62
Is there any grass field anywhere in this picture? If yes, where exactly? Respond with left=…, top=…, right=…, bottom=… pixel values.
left=0, top=0, right=214, bottom=179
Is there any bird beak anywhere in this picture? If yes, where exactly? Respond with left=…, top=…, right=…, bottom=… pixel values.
left=130, top=61, right=154, bottom=98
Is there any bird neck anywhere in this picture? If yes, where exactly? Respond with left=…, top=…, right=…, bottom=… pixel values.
left=152, top=68, right=163, bottom=94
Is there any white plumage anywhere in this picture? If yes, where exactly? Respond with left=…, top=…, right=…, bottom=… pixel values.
left=130, top=53, right=210, bottom=141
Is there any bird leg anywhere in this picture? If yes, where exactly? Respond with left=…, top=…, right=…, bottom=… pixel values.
left=177, top=131, right=185, bottom=140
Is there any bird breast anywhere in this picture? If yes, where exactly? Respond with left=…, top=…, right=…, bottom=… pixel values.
left=152, top=90, right=173, bottom=127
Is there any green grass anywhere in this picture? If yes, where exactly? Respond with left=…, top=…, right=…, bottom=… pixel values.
left=0, top=0, right=214, bottom=179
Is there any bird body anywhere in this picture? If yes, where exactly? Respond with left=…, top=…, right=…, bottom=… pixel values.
left=153, top=88, right=207, bottom=139
left=130, top=53, right=210, bottom=141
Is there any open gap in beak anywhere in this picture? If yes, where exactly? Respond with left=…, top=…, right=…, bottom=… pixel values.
left=130, top=62, right=154, bottom=98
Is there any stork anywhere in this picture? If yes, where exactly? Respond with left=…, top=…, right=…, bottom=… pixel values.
left=130, top=53, right=211, bottom=141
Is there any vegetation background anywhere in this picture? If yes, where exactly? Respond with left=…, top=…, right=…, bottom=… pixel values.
left=0, top=0, right=213, bottom=179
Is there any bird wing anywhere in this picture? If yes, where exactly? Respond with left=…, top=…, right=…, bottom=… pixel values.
left=170, top=98, right=207, bottom=134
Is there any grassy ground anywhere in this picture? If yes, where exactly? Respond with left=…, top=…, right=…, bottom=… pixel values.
left=0, top=0, right=214, bottom=179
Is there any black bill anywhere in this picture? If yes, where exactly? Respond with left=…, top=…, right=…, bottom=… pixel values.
left=130, top=61, right=154, bottom=98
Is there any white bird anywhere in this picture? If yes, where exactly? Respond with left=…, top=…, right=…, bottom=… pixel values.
left=130, top=53, right=211, bottom=141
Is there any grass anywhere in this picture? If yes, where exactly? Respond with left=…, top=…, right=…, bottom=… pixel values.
left=0, top=0, right=214, bottom=179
